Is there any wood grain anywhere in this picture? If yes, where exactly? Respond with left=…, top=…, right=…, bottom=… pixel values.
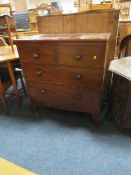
left=15, top=33, right=109, bottom=125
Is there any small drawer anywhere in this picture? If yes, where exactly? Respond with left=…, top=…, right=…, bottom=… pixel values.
left=56, top=44, right=106, bottom=68
left=27, top=82, right=100, bottom=113
left=22, top=64, right=102, bottom=89
left=17, top=42, right=56, bottom=64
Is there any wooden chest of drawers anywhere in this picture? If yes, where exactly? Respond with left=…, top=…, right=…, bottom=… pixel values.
left=15, top=33, right=110, bottom=125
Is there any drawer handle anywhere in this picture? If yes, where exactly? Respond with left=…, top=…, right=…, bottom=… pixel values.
left=93, top=56, right=97, bottom=60
left=41, top=89, right=46, bottom=94
left=32, top=53, right=39, bottom=59
left=76, top=94, right=82, bottom=100
left=75, top=74, right=82, bottom=80
left=36, top=70, right=43, bottom=76
left=75, top=55, right=81, bottom=61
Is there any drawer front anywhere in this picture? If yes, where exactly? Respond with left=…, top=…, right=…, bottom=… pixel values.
left=17, top=43, right=56, bottom=64
left=22, top=64, right=102, bottom=89
left=27, top=82, right=100, bottom=113
left=56, top=44, right=106, bottom=68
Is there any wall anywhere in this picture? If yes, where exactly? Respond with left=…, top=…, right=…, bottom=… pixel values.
left=27, top=0, right=77, bottom=13
left=60, top=0, right=78, bottom=13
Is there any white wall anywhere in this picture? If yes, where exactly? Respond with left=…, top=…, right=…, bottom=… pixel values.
left=27, top=0, right=77, bottom=13
left=27, top=0, right=51, bottom=9
left=60, top=0, right=77, bottom=13
left=0, top=0, right=9, bottom=3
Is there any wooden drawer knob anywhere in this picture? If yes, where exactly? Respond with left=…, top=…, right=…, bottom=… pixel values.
left=75, top=55, right=81, bottom=61
left=76, top=94, right=82, bottom=100
left=36, top=70, right=43, bottom=76
left=32, top=53, right=39, bottom=59
left=75, top=74, right=82, bottom=80
left=41, top=89, right=46, bottom=94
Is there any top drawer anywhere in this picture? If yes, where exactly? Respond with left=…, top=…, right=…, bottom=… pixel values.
left=56, top=43, right=106, bottom=68
left=17, top=42, right=56, bottom=65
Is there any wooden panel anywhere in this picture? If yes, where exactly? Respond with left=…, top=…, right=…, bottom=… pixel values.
left=56, top=43, right=106, bottom=68
left=17, top=43, right=56, bottom=65
left=22, top=64, right=102, bottom=89
left=37, top=15, right=63, bottom=34
left=78, top=4, right=112, bottom=12
left=27, top=82, right=100, bottom=113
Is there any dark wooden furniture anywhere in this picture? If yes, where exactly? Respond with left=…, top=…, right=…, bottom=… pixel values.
left=0, top=67, right=11, bottom=114
left=109, top=34, right=131, bottom=129
left=109, top=58, right=131, bottom=130
left=37, top=10, right=120, bottom=100
left=15, top=33, right=110, bottom=125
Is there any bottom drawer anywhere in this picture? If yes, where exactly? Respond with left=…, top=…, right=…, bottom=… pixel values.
left=27, top=82, right=101, bottom=113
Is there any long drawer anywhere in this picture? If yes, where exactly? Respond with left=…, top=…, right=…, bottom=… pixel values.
left=17, top=42, right=56, bottom=64
left=56, top=44, right=106, bottom=68
left=22, top=64, right=102, bottom=89
left=27, top=82, right=101, bottom=113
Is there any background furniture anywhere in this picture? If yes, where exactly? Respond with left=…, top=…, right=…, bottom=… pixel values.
left=119, top=21, right=131, bottom=40
left=0, top=3, right=18, bottom=51
left=109, top=57, right=131, bottom=130
left=37, top=9, right=119, bottom=101
left=0, top=45, right=22, bottom=113
left=119, top=21, right=131, bottom=53
left=78, top=3, right=112, bottom=12
left=0, top=65, right=11, bottom=114
left=109, top=34, right=131, bottom=130
left=15, top=33, right=110, bottom=125
left=0, top=36, right=7, bottom=46
left=28, top=10, right=38, bottom=31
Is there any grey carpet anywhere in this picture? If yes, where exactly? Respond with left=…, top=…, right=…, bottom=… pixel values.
left=0, top=97, right=131, bottom=175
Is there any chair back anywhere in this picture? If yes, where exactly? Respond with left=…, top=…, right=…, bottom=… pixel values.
left=0, top=37, right=7, bottom=46
left=119, top=34, right=131, bottom=58
left=0, top=3, right=13, bottom=17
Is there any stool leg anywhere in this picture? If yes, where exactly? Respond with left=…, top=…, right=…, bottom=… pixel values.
left=19, top=73, right=27, bottom=97
left=0, top=94, right=9, bottom=115
left=0, top=83, right=9, bottom=115
left=7, top=62, right=21, bottom=107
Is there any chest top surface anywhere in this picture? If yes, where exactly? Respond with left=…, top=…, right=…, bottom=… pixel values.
left=14, top=33, right=110, bottom=43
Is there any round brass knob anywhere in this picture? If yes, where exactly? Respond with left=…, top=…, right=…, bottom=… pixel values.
left=75, top=74, right=82, bottom=80
left=41, top=89, right=46, bottom=94
left=36, top=70, right=43, bottom=76
left=32, top=53, right=39, bottom=59
left=93, top=56, right=97, bottom=60
left=75, top=55, right=81, bottom=61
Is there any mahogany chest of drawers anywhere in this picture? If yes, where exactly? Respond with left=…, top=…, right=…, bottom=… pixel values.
left=15, top=33, right=110, bottom=125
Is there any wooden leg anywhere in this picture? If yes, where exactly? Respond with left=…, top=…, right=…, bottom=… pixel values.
left=7, top=62, right=21, bottom=106
left=0, top=85, right=9, bottom=115
left=30, top=98, right=37, bottom=112
left=92, top=110, right=100, bottom=127
left=0, top=94, right=9, bottom=115
left=19, top=73, right=27, bottom=97
left=0, top=80, right=9, bottom=115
